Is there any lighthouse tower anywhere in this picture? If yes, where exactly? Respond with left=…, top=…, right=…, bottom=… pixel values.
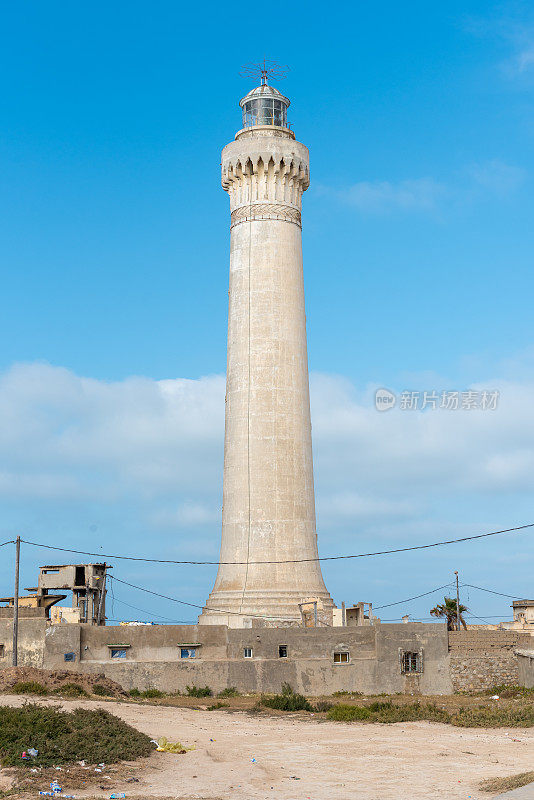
left=199, top=68, right=333, bottom=626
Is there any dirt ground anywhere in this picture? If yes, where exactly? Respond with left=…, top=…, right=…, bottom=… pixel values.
left=1, top=694, right=533, bottom=800
left=0, top=666, right=126, bottom=697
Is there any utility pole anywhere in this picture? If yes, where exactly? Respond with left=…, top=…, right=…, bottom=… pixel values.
left=96, top=566, right=107, bottom=626
left=12, top=536, right=20, bottom=666
left=454, top=571, right=461, bottom=632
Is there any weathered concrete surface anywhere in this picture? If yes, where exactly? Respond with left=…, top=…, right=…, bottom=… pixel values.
left=0, top=618, right=45, bottom=667
left=200, top=104, right=333, bottom=625
left=517, top=650, right=534, bottom=688
left=0, top=620, right=452, bottom=694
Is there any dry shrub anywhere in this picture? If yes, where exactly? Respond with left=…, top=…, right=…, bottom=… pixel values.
left=480, top=771, right=534, bottom=793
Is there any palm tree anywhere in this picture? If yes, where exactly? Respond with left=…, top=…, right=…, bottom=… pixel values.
left=430, top=596, right=468, bottom=630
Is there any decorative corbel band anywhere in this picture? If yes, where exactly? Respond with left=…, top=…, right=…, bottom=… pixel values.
left=230, top=203, right=302, bottom=228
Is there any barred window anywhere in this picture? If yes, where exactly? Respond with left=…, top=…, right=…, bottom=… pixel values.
left=401, top=651, right=422, bottom=673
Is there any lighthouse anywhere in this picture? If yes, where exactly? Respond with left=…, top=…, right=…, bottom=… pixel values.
left=199, top=66, right=333, bottom=626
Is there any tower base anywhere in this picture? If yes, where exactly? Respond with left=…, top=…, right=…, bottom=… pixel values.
left=198, top=589, right=335, bottom=628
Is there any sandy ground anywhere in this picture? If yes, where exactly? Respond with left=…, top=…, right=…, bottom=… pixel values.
left=1, top=695, right=533, bottom=800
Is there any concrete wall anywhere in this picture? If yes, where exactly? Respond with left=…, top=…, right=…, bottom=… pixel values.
left=0, top=619, right=46, bottom=667
left=449, top=631, right=534, bottom=690
left=0, top=619, right=452, bottom=695
left=517, top=652, right=534, bottom=689
left=7, top=621, right=534, bottom=695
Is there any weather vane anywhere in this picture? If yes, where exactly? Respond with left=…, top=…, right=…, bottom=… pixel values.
left=240, top=59, right=289, bottom=86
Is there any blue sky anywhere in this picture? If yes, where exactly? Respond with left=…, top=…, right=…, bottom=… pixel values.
left=1, top=1, right=533, bottom=624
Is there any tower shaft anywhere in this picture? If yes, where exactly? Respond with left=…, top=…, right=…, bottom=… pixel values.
left=200, top=117, right=333, bottom=627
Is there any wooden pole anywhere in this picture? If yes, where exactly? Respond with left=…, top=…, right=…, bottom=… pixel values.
left=12, top=536, right=20, bottom=666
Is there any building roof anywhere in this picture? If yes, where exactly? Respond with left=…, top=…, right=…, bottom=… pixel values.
left=513, top=599, right=534, bottom=607
left=239, top=83, right=290, bottom=108
left=40, top=563, right=107, bottom=570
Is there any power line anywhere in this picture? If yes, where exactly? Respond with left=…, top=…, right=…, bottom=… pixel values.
left=107, top=593, right=195, bottom=624
left=373, top=583, right=454, bottom=610
left=463, top=583, right=523, bottom=600
left=19, top=521, right=534, bottom=566
left=0, top=541, right=14, bottom=548
left=109, top=575, right=302, bottom=622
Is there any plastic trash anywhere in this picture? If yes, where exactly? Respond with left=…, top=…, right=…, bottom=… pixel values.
left=28, top=748, right=39, bottom=757
left=491, top=695, right=500, bottom=700
left=22, top=751, right=29, bottom=759
left=251, top=758, right=256, bottom=763
left=155, top=736, right=194, bottom=754
left=110, top=794, right=126, bottom=799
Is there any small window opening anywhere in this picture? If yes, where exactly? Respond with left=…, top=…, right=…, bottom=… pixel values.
left=401, top=651, right=422, bottom=674
left=64, top=652, right=76, bottom=662
left=75, top=566, right=85, bottom=586
left=180, top=647, right=197, bottom=659
left=333, top=651, right=350, bottom=664
left=0, top=644, right=5, bottom=658
left=244, top=647, right=253, bottom=658
left=278, top=645, right=288, bottom=658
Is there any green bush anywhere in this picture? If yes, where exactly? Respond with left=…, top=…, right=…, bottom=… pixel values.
left=261, top=684, right=313, bottom=712
left=327, top=704, right=372, bottom=721
left=207, top=702, right=228, bottom=710
left=332, top=690, right=362, bottom=697
left=10, top=682, right=49, bottom=696
left=53, top=684, right=89, bottom=698
left=141, top=689, right=165, bottom=699
left=0, top=704, right=153, bottom=767
left=453, top=704, right=534, bottom=728
left=129, top=688, right=141, bottom=697
left=92, top=684, right=109, bottom=697
left=218, top=687, right=240, bottom=697
left=186, top=685, right=212, bottom=697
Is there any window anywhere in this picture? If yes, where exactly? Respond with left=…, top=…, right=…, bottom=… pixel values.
left=401, top=651, right=422, bottom=674
left=0, top=644, right=5, bottom=658
left=64, top=652, right=76, bottom=662
left=333, top=651, right=350, bottom=664
left=180, top=647, right=197, bottom=659
left=278, top=645, right=288, bottom=658
left=243, top=647, right=253, bottom=658
left=110, top=648, right=127, bottom=659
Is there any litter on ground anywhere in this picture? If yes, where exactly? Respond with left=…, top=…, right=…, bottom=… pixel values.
left=155, top=736, right=194, bottom=754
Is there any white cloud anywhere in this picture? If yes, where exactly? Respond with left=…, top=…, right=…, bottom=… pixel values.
left=335, top=178, right=445, bottom=213
left=465, top=14, right=534, bottom=78
left=467, top=160, right=526, bottom=196
left=1, top=362, right=534, bottom=536
left=317, top=159, right=525, bottom=215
